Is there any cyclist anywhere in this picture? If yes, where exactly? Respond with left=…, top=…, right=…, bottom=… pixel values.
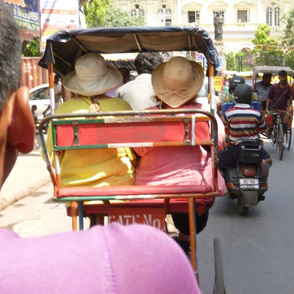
left=265, top=70, right=292, bottom=135
left=219, top=84, right=272, bottom=171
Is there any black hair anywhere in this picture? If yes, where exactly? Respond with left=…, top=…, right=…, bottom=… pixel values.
left=278, top=70, right=287, bottom=77
left=229, top=75, right=245, bottom=93
left=263, top=73, right=272, bottom=79
left=0, top=0, right=22, bottom=112
left=234, top=84, right=252, bottom=104
left=134, top=52, right=164, bottom=75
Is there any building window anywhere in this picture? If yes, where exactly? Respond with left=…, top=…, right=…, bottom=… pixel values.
left=188, top=11, right=200, bottom=24
left=131, top=5, right=144, bottom=19
left=158, top=5, right=172, bottom=26
left=266, top=4, right=280, bottom=26
left=237, top=10, right=248, bottom=23
left=274, top=7, right=280, bottom=26
left=213, top=11, right=225, bottom=23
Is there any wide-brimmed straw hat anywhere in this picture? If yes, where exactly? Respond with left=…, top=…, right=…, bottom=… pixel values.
left=152, top=56, right=204, bottom=107
left=63, top=53, right=123, bottom=96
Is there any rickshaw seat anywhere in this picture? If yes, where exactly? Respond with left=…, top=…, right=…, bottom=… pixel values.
left=56, top=184, right=212, bottom=198
left=66, top=197, right=215, bottom=216
left=39, top=109, right=220, bottom=231
left=59, top=185, right=214, bottom=216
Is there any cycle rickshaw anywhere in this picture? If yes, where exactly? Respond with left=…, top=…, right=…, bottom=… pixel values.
left=253, top=66, right=294, bottom=160
left=38, top=26, right=225, bottom=293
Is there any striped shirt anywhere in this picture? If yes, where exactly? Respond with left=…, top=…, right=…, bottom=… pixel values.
left=222, top=103, right=266, bottom=144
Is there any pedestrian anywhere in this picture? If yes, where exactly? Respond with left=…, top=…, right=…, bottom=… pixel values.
left=54, top=74, right=62, bottom=107
left=256, top=73, right=272, bottom=111
left=0, top=1, right=201, bottom=293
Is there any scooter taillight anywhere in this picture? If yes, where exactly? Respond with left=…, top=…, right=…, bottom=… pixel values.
left=241, top=165, right=257, bottom=177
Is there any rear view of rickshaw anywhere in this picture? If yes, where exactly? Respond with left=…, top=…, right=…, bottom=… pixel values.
left=253, top=66, right=294, bottom=160
left=38, top=26, right=226, bottom=293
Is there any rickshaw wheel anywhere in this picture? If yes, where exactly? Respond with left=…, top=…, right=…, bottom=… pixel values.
left=237, top=195, right=249, bottom=215
left=213, top=238, right=226, bottom=294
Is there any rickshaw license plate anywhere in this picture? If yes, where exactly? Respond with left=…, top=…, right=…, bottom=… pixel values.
left=240, top=178, right=259, bottom=189
left=108, top=207, right=166, bottom=230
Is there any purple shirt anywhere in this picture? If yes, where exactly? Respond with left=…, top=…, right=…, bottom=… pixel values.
left=0, top=223, right=201, bottom=293
left=268, top=83, right=291, bottom=110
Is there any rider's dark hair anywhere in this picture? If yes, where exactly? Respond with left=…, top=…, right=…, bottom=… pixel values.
left=134, top=52, right=164, bottom=75
left=263, top=73, right=272, bottom=79
left=234, top=84, right=252, bottom=104
left=278, top=70, right=287, bottom=77
left=0, top=1, right=22, bottom=112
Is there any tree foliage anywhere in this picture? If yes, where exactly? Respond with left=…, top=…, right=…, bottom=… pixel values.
left=82, top=0, right=109, bottom=28
left=251, top=24, right=283, bottom=66
left=281, top=8, right=294, bottom=48
left=103, top=7, right=144, bottom=27
left=226, top=52, right=237, bottom=71
left=23, top=37, right=42, bottom=57
left=252, top=24, right=277, bottom=49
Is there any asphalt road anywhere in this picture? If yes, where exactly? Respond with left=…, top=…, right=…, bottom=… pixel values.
left=197, top=139, right=294, bottom=294
left=1, top=134, right=294, bottom=294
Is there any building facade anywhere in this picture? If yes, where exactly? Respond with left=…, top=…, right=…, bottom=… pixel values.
left=111, top=0, right=294, bottom=70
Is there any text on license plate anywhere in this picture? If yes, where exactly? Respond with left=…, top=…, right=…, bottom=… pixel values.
left=240, top=178, right=259, bottom=189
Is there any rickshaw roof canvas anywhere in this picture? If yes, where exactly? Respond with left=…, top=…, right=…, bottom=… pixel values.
left=39, top=26, right=219, bottom=77
left=253, top=66, right=294, bottom=78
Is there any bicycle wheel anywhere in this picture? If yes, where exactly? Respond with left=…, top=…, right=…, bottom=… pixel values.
left=213, top=238, right=226, bottom=294
left=276, top=122, right=284, bottom=160
left=285, top=127, right=292, bottom=150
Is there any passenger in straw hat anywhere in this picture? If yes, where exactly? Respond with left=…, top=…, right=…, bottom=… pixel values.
left=46, top=53, right=136, bottom=190
left=134, top=56, right=226, bottom=254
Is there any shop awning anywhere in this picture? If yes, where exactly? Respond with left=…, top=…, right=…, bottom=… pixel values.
left=4, top=0, right=26, bottom=6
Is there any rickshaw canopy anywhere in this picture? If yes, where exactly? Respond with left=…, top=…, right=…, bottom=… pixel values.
left=253, top=66, right=294, bottom=78
left=38, top=26, right=219, bottom=78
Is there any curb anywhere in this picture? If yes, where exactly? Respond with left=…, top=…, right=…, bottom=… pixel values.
left=0, top=175, right=51, bottom=212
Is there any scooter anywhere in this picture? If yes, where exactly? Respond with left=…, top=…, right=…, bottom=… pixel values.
left=222, top=140, right=270, bottom=215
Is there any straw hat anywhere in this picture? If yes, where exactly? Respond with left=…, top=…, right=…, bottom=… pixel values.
left=63, top=53, right=123, bottom=96
left=152, top=56, right=204, bottom=107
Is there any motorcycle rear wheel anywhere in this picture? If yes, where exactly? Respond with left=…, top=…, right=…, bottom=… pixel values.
left=237, top=195, right=249, bottom=215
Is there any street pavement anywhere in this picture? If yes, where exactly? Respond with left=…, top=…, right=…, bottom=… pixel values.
left=0, top=135, right=88, bottom=237
left=0, top=136, right=50, bottom=211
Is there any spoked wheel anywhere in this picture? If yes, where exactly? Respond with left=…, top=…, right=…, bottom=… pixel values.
left=285, top=128, right=292, bottom=150
left=276, top=123, right=284, bottom=160
left=213, top=238, right=226, bottom=294
left=237, top=195, right=249, bottom=216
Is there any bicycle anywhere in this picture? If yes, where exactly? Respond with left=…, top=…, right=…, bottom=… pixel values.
left=266, top=110, right=290, bottom=160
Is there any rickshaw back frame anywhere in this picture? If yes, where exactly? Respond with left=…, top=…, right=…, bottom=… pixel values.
left=38, top=25, right=224, bottom=288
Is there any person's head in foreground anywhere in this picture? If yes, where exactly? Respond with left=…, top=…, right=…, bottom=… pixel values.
left=0, top=1, right=201, bottom=293
left=234, top=84, right=253, bottom=105
left=151, top=56, right=204, bottom=108
left=0, top=0, right=35, bottom=187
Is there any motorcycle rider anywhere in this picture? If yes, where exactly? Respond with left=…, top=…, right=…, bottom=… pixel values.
left=228, top=75, right=246, bottom=95
left=218, top=83, right=272, bottom=171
